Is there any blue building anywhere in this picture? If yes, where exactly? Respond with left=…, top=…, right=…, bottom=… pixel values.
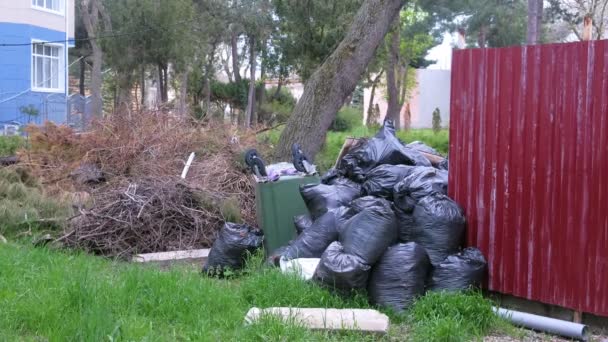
left=0, top=0, right=74, bottom=133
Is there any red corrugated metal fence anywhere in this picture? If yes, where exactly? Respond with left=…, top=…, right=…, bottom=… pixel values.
left=449, top=40, right=608, bottom=317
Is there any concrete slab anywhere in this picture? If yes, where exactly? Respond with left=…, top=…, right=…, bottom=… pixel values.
left=131, top=249, right=210, bottom=263
left=244, top=307, right=390, bottom=334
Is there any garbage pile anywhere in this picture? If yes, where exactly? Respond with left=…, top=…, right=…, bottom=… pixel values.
left=276, top=120, right=487, bottom=313
left=21, top=114, right=267, bottom=257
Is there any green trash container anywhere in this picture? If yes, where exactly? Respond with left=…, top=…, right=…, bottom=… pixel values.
left=255, top=175, right=320, bottom=254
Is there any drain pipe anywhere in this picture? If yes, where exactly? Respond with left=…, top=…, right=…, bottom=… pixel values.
left=493, top=307, right=589, bottom=341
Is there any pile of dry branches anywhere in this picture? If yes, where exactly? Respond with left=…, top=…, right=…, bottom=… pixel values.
left=21, top=111, right=268, bottom=256
left=60, top=177, right=224, bottom=257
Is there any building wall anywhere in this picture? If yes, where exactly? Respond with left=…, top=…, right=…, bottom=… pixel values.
left=0, top=0, right=74, bottom=127
left=363, top=69, right=451, bottom=129
left=0, top=0, right=75, bottom=38
left=409, top=70, right=450, bottom=129
left=0, top=23, right=68, bottom=125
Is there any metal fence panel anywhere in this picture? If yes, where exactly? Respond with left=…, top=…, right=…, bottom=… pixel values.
left=449, top=40, right=608, bottom=316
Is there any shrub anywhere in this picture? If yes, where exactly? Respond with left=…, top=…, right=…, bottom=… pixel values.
left=259, top=87, right=297, bottom=125
left=432, top=108, right=442, bottom=134
left=0, top=136, right=24, bottom=156
left=330, top=106, right=363, bottom=132
left=259, top=100, right=294, bottom=125
left=210, top=79, right=250, bottom=109
left=265, top=86, right=296, bottom=108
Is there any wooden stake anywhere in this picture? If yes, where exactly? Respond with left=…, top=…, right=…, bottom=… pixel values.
left=573, top=311, right=583, bottom=323
left=582, top=16, right=593, bottom=41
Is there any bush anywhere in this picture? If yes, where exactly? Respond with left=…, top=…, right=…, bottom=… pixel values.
left=0, top=136, right=24, bottom=156
left=432, top=108, right=442, bottom=133
left=265, top=86, right=296, bottom=108
left=397, top=129, right=449, bottom=155
left=259, top=87, right=297, bottom=125
left=259, top=100, right=294, bottom=125
left=210, top=79, right=250, bottom=109
left=330, top=107, right=363, bottom=132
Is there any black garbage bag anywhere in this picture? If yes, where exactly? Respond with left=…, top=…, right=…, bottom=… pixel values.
left=282, top=211, right=339, bottom=259
left=437, top=156, right=448, bottom=171
left=300, top=182, right=361, bottom=219
left=406, top=141, right=441, bottom=156
left=338, top=120, right=431, bottom=182
left=393, top=167, right=448, bottom=211
left=293, top=214, right=313, bottom=235
left=410, top=194, right=465, bottom=265
left=429, top=248, right=487, bottom=291
left=393, top=205, right=415, bottom=242
left=320, top=168, right=344, bottom=184
left=331, top=206, right=357, bottom=234
left=368, top=242, right=431, bottom=312
left=313, top=241, right=371, bottom=290
left=340, top=199, right=398, bottom=265
left=203, top=223, right=264, bottom=275
left=349, top=196, right=391, bottom=214
left=362, top=165, right=415, bottom=198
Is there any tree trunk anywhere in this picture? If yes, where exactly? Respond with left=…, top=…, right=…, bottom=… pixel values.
left=79, top=0, right=106, bottom=121
left=244, top=35, right=256, bottom=128
left=401, top=67, right=410, bottom=129
left=162, top=65, right=169, bottom=102
left=79, top=57, right=86, bottom=96
left=157, top=64, right=164, bottom=104
left=221, top=50, right=233, bottom=83
left=231, top=31, right=242, bottom=83
left=398, top=62, right=408, bottom=106
left=276, top=0, right=406, bottom=160
left=367, top=82, right=377, bottom=126
left=385, top=18, right=401, bottom=129
left=272, top=78, right=283, bottom=100
left=478, top=24, right=487, bottom=48
left=527, top=0, right=543, bottom=44
left=366, top=70, right=384, bottom=126
left=255, top=84, right=264, bottom=124
left=203, top=43, right=217, bottom=118
left=140, top=66, right=145, bottom=107
left=115, top=72, right=133, bottom=116
left=178, top=71, right=189, bottom=116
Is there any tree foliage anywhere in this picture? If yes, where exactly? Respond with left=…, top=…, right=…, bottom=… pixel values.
left=271, top=0, right=363, bottom=80
left=546, top=0, right=608, bottom=40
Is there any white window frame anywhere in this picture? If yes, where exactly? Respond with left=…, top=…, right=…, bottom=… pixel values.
left=31, top=40, right=64, bottom=93
left=31, top=0, right=65, bottom=16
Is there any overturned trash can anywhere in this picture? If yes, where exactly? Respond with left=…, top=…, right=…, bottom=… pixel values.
left=251, top=158, right=320, bottom=255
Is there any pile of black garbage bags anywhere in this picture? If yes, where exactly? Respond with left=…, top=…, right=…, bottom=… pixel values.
left=274, top=121, right=487, bottom=313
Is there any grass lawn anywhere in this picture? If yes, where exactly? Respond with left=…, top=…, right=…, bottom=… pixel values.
left=261, top=127, right=449, bottom=172
left=0, top=243, right=511, bottom=342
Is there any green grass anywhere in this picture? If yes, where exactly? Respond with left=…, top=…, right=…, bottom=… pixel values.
left=260, top=126, right=449, bottom=172
left=408, top=291, right=510, bottom=342
left=0, top=243, right=511, bottom=341
left=0, top=136, right=24, bottom=156
left=0, top=245, right=379, bottom=341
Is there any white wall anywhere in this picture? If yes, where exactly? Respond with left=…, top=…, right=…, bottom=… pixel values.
left=409, top=70, right=451, bottom=129
left=363, top=69, right=451, bottom=129
left=0, top=0, right=75, bottom=37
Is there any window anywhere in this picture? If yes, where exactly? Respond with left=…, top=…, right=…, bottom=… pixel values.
left=32, top=0, right=63, bottom=14
left=32, top=43, right=63, bottom=91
